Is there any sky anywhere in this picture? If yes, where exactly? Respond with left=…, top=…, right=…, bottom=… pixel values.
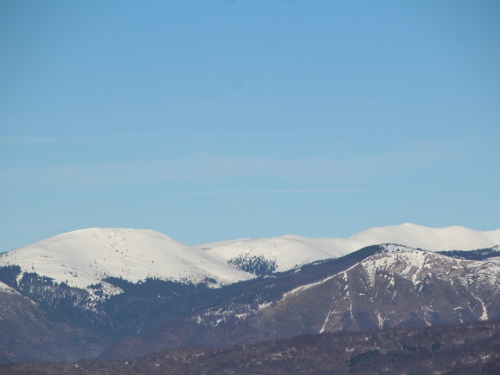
left=1, top=0, right=499, bottom=251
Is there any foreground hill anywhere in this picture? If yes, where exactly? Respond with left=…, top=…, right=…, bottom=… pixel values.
left=0, top=281, right=111, bottom=363
left=3, top=320, right=500, bottom=375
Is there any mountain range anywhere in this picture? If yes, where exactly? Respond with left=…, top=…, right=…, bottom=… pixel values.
left=2, top=223, right=500, bottom=293
left=1, top=223, right=500, bottom=365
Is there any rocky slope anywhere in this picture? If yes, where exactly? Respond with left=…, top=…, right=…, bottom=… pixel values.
left=259, top=250, right=500, bottom=335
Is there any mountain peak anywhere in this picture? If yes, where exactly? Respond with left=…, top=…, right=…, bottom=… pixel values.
left=0, top=227, right=253, bottom=293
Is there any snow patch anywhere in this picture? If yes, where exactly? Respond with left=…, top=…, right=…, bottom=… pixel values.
left=258, top=302, right=273, bottom=310
left=0, top=281, right=20, bottom=296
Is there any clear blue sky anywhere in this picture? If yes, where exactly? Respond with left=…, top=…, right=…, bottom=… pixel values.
left=1, top=0, right=499, bottom=251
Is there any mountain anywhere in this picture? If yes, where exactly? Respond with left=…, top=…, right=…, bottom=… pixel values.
left=0, top=228, right=254, bottom=299
left=199, top=223, right=500, bottom=272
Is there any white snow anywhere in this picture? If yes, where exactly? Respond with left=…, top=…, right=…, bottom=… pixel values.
left=350, top=223, right=500, bottom=252
left=257, top=302, right=273, bottom=310
left=0, top=280, right=19, bottom=295
left=376, top=311, right=385, bottom=329
left=282, top=273, right=340, bottom=300
left=235, top=313, right=250, bottom=320
left=471, top=292, right=489, bottom=321
left=0, top=228, right=254, bottom=296
left=359, top=251, right=444, bottom=287
left=320, top=310, right=334, bottom=333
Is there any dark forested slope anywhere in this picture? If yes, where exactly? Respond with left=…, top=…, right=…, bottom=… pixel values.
left=2, top=320, right=500, bottom=375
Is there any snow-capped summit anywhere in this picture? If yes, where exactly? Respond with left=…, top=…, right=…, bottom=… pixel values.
left=199, top=224, right=500, bottom=272
left=0, top=228, right=254, bottom=292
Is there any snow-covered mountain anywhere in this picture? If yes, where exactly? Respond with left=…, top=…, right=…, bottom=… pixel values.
left=0, top=228, right=254, bottom=296
left=2, top=223, right=500, bottom=364
left=199, top=223, right=500, bottom=272
left=349, top=223, right=500, bottom=251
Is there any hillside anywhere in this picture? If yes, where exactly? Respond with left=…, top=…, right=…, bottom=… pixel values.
left=3, top=320, right=500, bottom=375
left=0, top=281, right=112, bottom=363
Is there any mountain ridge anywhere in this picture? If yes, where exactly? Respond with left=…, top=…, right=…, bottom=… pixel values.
left=199, top=223, right=500, bottom=272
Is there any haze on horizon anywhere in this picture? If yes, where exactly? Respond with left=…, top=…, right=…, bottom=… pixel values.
left=1, top=0, right=499, bottom=252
